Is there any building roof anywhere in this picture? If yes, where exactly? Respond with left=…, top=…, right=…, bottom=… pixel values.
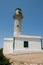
left=4, top=38, right=13, bottom=41
left=14, top=35, right=41, bottom=39
left=4, top=35, right=41, bottom=40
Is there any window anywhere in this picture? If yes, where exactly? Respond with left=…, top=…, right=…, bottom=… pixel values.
left=24, top=41, right=28, bottom=48
left=17, top=25, right=19, bottom=27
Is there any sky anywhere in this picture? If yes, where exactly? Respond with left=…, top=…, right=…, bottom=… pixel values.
left=0, top=0, right=43, bottom=48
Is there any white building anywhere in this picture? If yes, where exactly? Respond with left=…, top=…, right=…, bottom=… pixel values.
left=3, top=8, right=42, bottom=54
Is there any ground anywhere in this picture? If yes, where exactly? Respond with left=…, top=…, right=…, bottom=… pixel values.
left=5, top=52, right=43, bottom=65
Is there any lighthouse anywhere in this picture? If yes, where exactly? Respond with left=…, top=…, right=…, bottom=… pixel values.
left=13, top=8, right=23, bottom=36
left=3, top=8, right=42, bottom=54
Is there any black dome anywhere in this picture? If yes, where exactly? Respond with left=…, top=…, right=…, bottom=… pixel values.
left=15, top=8, right=22, bottom=11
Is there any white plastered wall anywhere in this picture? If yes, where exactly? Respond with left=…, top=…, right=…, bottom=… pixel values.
left=29, top=41, right=41, bottom=49
left=15, top=37, right=41, bottom=50
left=14, top=37, right=42, bottom=54
left=3, top=38, right=13, bottom=54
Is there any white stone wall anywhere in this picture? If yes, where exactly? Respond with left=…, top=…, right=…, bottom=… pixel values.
left=14, top=37, right=41, bottom=50
left=29, top=40, right=41, bottom=49
left=3, top=36, right=42, bottom=54
left=3, top=38, right=13, bottom=54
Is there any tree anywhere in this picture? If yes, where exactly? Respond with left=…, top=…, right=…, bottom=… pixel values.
left=0, top=48, right=10, bottom=65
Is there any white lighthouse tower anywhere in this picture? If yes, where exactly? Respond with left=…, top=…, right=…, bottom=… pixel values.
left=13, top=8, right=23, bottom=36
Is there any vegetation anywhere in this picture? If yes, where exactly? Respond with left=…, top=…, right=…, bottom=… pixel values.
left=0, top=48, right=10, bottom=65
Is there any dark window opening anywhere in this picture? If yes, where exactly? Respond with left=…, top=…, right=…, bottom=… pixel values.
left=17, top=25, right=19, bottom=27
left=24, top=41, right=28, bottom=48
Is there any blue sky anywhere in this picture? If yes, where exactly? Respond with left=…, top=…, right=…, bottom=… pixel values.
left=0, top=0, right=43, bottom=48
